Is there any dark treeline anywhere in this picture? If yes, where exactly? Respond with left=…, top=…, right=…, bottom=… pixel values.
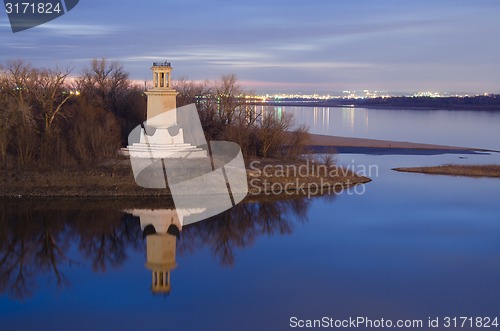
left=348, top=95, right=500, bottom=110
left=258, top=95, right=500, bottom=111
left=0, top=59, right=309, bottom=169
left=0, top=59, right=146, bottom=168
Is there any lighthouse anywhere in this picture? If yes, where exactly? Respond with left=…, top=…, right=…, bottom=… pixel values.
left=124, top=61, right=206, bottom=158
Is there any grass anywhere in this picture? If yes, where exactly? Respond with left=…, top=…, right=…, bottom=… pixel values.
left=393, top=164, right=500, bottom=178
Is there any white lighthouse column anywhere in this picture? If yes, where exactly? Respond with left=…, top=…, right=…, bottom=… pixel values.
left=144, top=61, right=179, bottom=128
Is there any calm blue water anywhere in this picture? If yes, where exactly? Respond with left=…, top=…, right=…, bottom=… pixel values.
left=1, top=107, right=499, bottom=331
left=286, top=106, right=500, bottom=151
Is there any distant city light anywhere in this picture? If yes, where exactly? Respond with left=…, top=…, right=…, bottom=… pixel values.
left=250, top=90, right=492, bottom=101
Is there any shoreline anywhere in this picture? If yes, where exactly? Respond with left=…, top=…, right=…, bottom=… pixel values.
left=393, top=165, right=500, bottom=178
left=2, top=134, right=496, bottom=199
left=305, top=133, right=496, bottom=155
left=0, top=157, right=370, bottom=199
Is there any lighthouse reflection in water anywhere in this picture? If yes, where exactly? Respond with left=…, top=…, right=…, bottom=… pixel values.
left=126, top=208, right=205, bottom=294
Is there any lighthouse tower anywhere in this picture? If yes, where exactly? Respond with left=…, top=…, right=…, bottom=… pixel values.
left=145, top=62, right=178, bottom=127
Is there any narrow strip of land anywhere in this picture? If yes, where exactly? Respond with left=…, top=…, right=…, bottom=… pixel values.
left=0, top=158, right=370, bottom=198
left=308, top=133, right=476, bottom=150
left=393, top=165, right=500, bottom=178
left=305, top=133, right=494, bottom=155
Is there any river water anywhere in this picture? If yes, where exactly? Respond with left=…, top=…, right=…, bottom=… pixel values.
left=1, top=107, right=499, bottom=331
left=287, top=106, right=500, bottom=151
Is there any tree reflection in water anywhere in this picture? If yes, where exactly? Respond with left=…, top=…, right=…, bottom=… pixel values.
left=70, top=210, right=142, bottom=271
left=0, top=195, right=323, bottom=300
left=179, top=197, right=310, bottom=266
left=0, top=200, right=142, bottom=300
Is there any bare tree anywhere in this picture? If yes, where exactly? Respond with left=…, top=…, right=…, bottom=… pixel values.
left=0, top=60, right=74, bottom=165
left=174, top=76, right=212, bottom=107
left=0, top=66, right=12, bottom=166
left=214, top=74, right=245, bottom=126
left=76, top=58, right=130, bottom=116
left=3, top=59, right=33, bottom=107
left=70, top=100, right=122, bottom=162
left=28, top=66, right=73, bottom=131
left=1, top=61, right=38, bottom=165
left=283, top=124, right=310, bottom=160
left=258, top=112, right=294, bottom=158
left=14, top=103, right=37, bottom=165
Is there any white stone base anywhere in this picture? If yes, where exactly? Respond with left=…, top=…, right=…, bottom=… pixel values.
left=122, top=143, right=207, bottom=159
left=121, top=126, right=207, bottom=159
left=141, top=127, right=184, bottom=145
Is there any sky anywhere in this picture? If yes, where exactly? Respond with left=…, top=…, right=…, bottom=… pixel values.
left=1, top=0, right=500, bottom=93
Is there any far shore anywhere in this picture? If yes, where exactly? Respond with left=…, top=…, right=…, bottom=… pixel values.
left=264, top=103, right=500, bottom=112
left=393, top=165, right=500, bottom=178
left=255, top=99, right=500, bottom=112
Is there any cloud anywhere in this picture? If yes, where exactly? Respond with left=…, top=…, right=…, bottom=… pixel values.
left=205, top=60, right=374, bottom=70
left=36, top=22, right=118, bottom=36
left=3, top=43, right=37, bottom=49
